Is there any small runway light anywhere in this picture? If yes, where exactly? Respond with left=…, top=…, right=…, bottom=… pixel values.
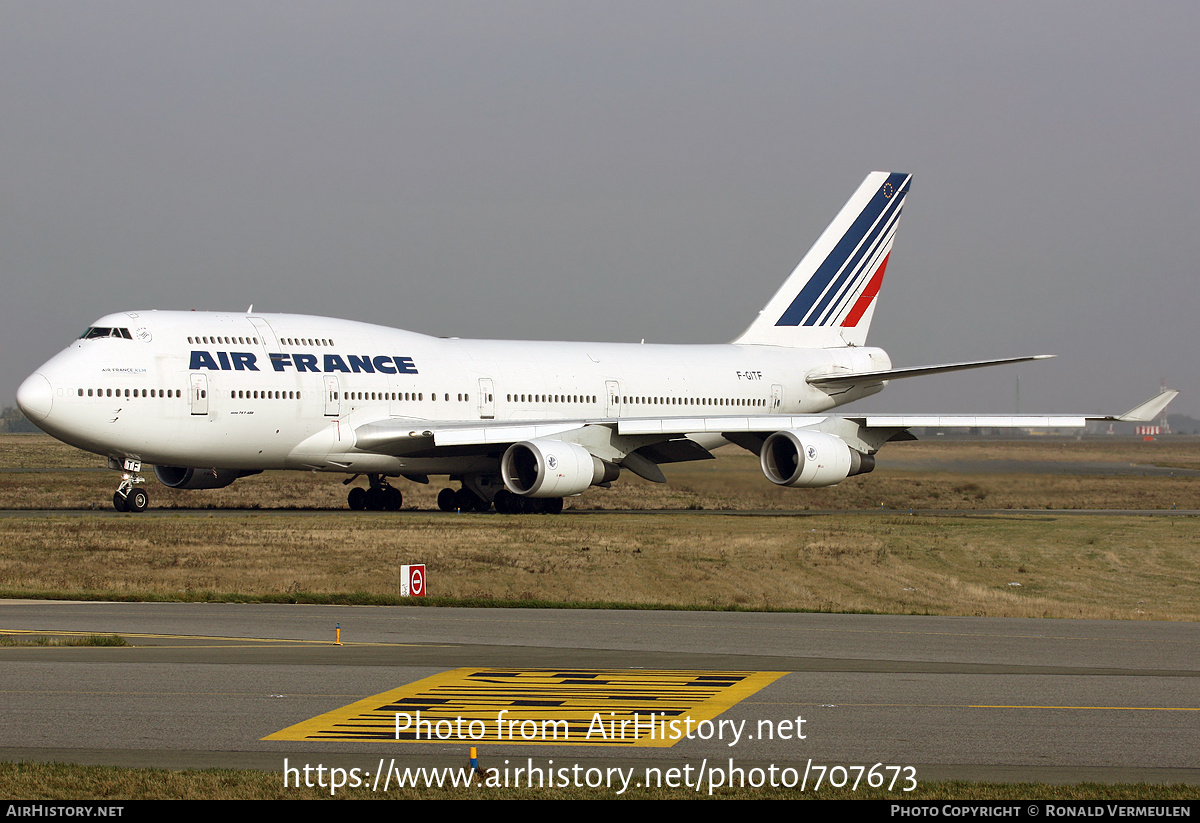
left=469, top=746, right=494, bottom=779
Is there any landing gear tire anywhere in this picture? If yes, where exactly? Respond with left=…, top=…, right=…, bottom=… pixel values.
left=493, top=489, right=516, bottom=514
left=349, top=482, right=403, bottom=511
left=365, top=487, right=384, bottom=510
left=127, top=488, right=149, bottom=513
left=495, top=492, right=563, bottom=514
left=451, top=487, right=491, bottom=512
left=437, top=488, right=457, bottom=512
left=113, top=488, right=149, bottom=513
left=525, top=497, right=559, bottom=514
left=383, top=486, right=403, bottom=511
left=453, top=487, right=478, bottom=512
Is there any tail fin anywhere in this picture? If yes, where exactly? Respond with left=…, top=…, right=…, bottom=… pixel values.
left=733, top=171, right=911, bottom=348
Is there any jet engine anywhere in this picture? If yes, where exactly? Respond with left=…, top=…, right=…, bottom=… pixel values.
left=501, top=439, right=620, bottom=497
left=759, top=430, right=874, bottom=488
left=154, top=466, right=259, bottom=490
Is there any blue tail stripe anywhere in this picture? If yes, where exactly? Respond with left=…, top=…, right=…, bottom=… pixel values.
left=775, top=172, right=909, bottom=327
left=811, top=203, right=904, bottom=326
left=805, top=188, right=906, bottom=326
left=797, top=174, right=908, bottom=327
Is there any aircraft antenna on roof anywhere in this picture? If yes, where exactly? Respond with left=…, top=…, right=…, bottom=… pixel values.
left=247, top=304, right=253, bottom=313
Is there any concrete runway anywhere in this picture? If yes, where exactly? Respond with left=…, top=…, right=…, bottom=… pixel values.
left=2, top=600, right=1197, bottom=788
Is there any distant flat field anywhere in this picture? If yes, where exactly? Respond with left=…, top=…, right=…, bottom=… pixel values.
left=1, top=433, right=1199, bottom=512
left=0, top=435, right=1197, bottom=619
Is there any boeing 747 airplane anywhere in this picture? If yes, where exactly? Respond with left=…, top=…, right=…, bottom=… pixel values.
left=16, top=172, right=1176, bottom=513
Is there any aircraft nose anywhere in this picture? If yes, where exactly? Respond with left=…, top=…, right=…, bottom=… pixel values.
left=17, top=373, right=53, bottom=422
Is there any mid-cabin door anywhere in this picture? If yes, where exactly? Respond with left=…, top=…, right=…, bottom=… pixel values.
left=605, top=380, right=621, bottom=418
left=189, top=373, right=209, bottom=415
left=478, top=378, right=495, bottom=419
left=324, top=375, right=340, bottom=417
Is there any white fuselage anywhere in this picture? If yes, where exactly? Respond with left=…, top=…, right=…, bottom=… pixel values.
left=20, top=310, right=889, bottom=475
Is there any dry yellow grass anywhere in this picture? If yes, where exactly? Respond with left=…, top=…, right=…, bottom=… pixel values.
left=0, top=512, right=1195, bottom=620
left=1, top=435, right=1197, bottom=620
left=2, top=434, right=1198, bottom=512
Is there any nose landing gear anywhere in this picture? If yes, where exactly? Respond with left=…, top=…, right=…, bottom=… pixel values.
left=113, top=472, right=149, bottom=513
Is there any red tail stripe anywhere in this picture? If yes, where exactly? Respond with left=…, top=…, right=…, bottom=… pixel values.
left=840, top=253, right=890, bottom=328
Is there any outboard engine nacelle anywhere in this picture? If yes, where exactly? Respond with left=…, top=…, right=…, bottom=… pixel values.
left=154, top=466, right=260, bottom=490
left=759, top=430, right=874, bottom=488
left=501, top=439, right=620, bottom=497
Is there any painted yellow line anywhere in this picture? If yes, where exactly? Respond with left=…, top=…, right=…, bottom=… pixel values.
left=265, top=667, right=786, bottom=747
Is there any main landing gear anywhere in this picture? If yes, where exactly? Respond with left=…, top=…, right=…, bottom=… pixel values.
left=437, top=486, right=490, bottom=513
left=493, top=489, right=563, bottom=514
left=343, top=476, right=565, bottom=514
left=346, top=474, right=403, bottom=511
left=113, top=472, right=149, bottom=513
left=435, top=485, right=564, bottom=514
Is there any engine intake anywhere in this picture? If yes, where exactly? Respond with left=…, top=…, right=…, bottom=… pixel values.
left=759, top=430, right=874, bottom=488
left=501, top=439, right=619, bottom=497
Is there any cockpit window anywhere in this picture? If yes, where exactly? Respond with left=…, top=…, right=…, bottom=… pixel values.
left=80, top=327, right=132, bottom=340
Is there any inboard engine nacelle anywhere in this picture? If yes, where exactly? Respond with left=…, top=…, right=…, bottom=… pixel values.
left=501, top=439, right=621, bottom=497
left=759, top=430, right=875, bottom=487
left=154, top=466, right=260, bottom=490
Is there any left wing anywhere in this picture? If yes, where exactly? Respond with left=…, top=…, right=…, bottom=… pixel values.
left=349, top=389, right=1177, bottom=490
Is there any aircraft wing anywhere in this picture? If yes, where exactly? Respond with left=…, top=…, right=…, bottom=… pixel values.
left=350, top=390, right=1177, bottom=482
left=853, top=388, right=1179, bottom=427
left=612, top=388, right=1177, bottom=438
left=354, top=389, right=1177, bottom=451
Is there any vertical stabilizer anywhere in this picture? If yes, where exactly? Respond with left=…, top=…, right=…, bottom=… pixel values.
left=733, top=171, right=911, bottom=348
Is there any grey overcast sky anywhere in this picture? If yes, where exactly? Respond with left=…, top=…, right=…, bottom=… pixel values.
left=3, top=1, right=1197, bottom=416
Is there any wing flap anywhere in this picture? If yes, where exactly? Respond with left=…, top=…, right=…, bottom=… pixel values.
left=433, top=422, right=585, bottom=447
left=618, top=415, right=832, bottom=435
left=864, top=415, right=1086, bottom=428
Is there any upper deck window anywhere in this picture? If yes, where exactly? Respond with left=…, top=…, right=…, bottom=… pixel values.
left=80, top=327, right=132, bottom=340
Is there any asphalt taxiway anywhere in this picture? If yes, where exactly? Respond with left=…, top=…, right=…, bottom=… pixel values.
left=1, top=600, right=1197, bottom=787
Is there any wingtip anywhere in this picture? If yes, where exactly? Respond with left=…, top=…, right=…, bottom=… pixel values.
left=1114, top=389, right=1179, bottom=422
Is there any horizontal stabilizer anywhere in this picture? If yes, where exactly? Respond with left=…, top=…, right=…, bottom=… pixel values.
left=808, top=355, right=1054, bottom=388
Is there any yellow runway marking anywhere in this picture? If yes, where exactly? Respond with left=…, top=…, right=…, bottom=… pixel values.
left=265, top=667, right=786, bottom=746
